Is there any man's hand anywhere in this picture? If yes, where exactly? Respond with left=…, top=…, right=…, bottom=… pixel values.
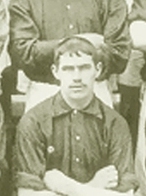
left=87, top=165, right=118, bottom=189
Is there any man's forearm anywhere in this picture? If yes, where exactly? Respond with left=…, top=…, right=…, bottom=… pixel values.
left=18, top=188, right=60, bottom=196
left=44, top=170, right=132, bottom=196
left=10, top=39, right=59, bottom=68
left=9, top=39, right=59, bottom=82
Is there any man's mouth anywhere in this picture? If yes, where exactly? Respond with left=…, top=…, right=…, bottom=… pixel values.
left=69, top=84, right=85, bottom=91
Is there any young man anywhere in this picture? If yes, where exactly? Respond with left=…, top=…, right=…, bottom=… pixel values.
left=14, top=37, right=136, bottom=196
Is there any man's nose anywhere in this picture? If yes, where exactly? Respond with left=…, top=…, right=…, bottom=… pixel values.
left=73, top=68, right=81, bottom=81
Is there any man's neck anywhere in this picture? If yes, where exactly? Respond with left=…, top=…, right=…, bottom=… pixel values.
left=61, top=92, right=94, bottom=110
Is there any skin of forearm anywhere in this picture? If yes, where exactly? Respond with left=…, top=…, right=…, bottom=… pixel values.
left=43, top=169, right=131, bottom=196
left=18, top=188, right=61, bottom=196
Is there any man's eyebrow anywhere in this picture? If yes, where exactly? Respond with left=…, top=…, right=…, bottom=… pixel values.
left=78, top=64, right=92, bottom=68
left=61, top=65, right=74, bottom=70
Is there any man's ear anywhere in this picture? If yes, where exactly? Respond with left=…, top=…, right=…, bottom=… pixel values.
left=95, top=62, right=103, bottom=79
left=51, top=64, right=60, bottom=80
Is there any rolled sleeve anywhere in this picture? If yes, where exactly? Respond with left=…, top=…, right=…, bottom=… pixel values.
left=104, top=0, right=131, bottom=74
left=9, top=0, right=58, bottom=82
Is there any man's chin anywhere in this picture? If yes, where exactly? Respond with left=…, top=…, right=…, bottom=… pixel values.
left=69, top=91, right=86, bottom=99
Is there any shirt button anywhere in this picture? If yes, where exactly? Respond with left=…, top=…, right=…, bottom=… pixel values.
left=76, top=135, right=80, bottom=141
left=104, top=143, right=108, bottom=147
left=47, top=146, right=55, bottom=154
left=113, top=49, right=118, bottom=54
left=66, top=4, right=71, bottom=10
left=69, top=24, right=74, bottom=29
left=75, top=157, right=80, bottom=163
left=73, top=109, right=77, bottom=115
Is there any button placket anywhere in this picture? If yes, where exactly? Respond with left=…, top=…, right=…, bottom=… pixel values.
left=72, top=111, right=81, bottom=142
left=65, top=3, right=74, bottom=31
left=70, top=111, right=83, bottom=166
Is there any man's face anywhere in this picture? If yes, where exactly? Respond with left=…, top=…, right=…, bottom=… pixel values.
left=53, top=51, right=99, bottom=101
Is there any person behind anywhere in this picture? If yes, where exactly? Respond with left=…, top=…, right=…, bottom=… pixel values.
left=118, top=0, right=145, bottom=157
left=0, top=0, right=10, bottom=195
left=13, top=36, right=137, bottom=196
left=0, top=0, right=9, bottom=55
left=128, top=0, right=146, bottom=195
left=118, top=50, right=145, bottom=156
left=6, top=0, right=131, bottom=114
left=0, top=0, right=11, bottom=122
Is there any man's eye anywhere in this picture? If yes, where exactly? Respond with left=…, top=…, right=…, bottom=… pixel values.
left=80, top=64, right=91, bottom=70
left=62, top=66, right=74, bottom=71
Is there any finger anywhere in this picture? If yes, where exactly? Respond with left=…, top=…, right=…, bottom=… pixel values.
left=108, top=169, right=118, bottom=176
left=106, top=181, right=118, bottom=189
left=107, top=171, right=118, bottom=179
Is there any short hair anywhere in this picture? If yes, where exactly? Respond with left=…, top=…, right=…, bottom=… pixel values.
left=54, top=36, right=112, bottom=80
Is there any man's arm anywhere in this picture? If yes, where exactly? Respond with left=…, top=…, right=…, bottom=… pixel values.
left=107, top=114, right=138, bottom=192
left=43, top=169, right=133, bottom=196
left=14, top=113, right=48, bottom=191
left=9, top=0, right=59, bottom=82
left=103, top=0, right=131, bottom=74
left=18, top=188, right=60, bottom=196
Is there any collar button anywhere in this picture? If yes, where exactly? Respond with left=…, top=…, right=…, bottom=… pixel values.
left=73, top=109, right=78, bottom=115
left=66, top=4, right=71, bottom=10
